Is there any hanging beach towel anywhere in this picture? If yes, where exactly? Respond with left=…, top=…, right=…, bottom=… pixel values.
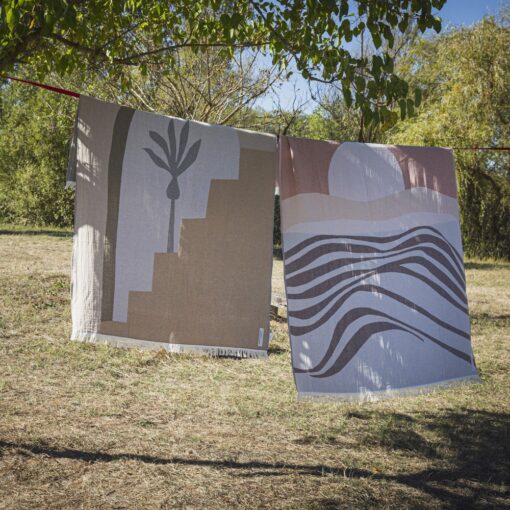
left=68, top=96, right=276, bottom=357
left=279, top=136, right=479, bottom=400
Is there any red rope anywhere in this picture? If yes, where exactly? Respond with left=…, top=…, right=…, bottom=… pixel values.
left=452, top=146, right=510, bottom=151
left=0, top=74, right=80, bottom=98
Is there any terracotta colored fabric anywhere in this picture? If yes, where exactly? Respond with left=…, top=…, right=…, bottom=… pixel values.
left=69, top=96, right=276, bottom=357
left=388, top=145, right=458, bottom=198
left=279, top=137, right=479, bottom=400
left=278, top=136, right=339, bottom=199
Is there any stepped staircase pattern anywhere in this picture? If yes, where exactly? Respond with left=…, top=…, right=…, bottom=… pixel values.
left=100, top=147, right=275, bottom=350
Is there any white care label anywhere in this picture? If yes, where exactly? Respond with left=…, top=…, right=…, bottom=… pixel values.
left=258, top=328, right=264, bottom=347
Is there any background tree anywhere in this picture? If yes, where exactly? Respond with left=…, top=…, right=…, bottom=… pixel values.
left=0, top=80, right=75, bottom=225
left=107, top=47, right=281, bottom=126
left=305, top=95, right=373, bottom=143
left=389, top=11, right=510, bottom=258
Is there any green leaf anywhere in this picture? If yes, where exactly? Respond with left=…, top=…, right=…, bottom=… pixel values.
left=372, top=31, right=382, bottom=49
left=432, top=16, right=442, bottom=33
left=220, top=13, right=230, bottom=28
left=56, top=54, right=69, bottom=74
left=63, top=6, right=77, bottom=29
left=231, top=12, right=242, bottom=27
left=383, top=24, right=394, bottom=48
left=383, top=53, right=394, bottom=73
left=407, top=98, right=415, bottom=117
left=379, top=105, right=390, bottom=122
left=363, top=107, right=372, bottom=125
left=414, top=87, right=422, bottom=107
left=355, top=75, right=365, bottom=92
left=5, top=7, right=15, bottom=31
left=340, top=0, right=348, bottom=17
left=372, top=55, right=383, bottom=80
left=342, top=86, right=352, bottom=107
left=399, top=99, right=407, bottom=120
left=398, top=15, right=409, bottom=33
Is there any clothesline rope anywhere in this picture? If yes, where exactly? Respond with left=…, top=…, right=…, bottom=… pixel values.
left=1, top=74, right=509, bottom=152
left=0, top=74, right=80, bottom=98
left=451, top=147, right=510, bottom=151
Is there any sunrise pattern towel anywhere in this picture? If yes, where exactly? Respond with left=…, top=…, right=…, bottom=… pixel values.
left=279, top=136, right=479, bottom=400
left=67, top=96, right=276, bottom=357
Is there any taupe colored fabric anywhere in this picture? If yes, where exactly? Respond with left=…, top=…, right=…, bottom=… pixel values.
left=70, top=96, right=121, bottom=336
left=70, top=97, right=276, bottom=356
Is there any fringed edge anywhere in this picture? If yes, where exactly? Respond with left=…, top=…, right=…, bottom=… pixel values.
left=71, top=331, right=268, bottom=359
left=164, top=343, right=268, bottom=358
left=297, top=374, right=481, bottom=403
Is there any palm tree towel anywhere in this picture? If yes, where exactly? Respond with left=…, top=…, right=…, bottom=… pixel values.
left=68, top=96, right=276, bottom=357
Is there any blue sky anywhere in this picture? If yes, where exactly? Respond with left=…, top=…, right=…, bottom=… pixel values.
left=256, top=0, right=508, bottom=112
left=439, top=0, right=506, bottom=27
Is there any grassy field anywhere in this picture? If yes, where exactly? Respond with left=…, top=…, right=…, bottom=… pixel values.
left=0, top=226, right=509, bottom=509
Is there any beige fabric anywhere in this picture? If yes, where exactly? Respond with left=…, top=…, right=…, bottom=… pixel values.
left=281, top=189, right=460, bottom=231
left=71, top=97, right=120, bottom=337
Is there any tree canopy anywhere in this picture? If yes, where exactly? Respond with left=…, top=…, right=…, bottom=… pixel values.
left=1, top=0, right=446, bottom=122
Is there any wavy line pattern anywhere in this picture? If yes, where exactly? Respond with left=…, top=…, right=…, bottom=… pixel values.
left=285, top=226, right=472, bottom=379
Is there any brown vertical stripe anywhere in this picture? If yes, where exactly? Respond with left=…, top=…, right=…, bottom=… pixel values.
left=101, top=107, right=135, bottom=321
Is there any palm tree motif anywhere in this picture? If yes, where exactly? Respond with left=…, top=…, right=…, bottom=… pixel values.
left=143, top=120, right=201, bottom=252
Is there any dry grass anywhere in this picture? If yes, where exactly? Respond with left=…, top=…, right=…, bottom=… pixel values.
left=0, top=226, right=509, bottom=509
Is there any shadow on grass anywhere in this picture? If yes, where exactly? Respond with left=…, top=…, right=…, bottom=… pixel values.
left=1, top=409, right=508, bottom=507
left=268, top=344, right=288, bottom=355
left=270, top=312, right=287, bottom=324
left=464, top=260, right=509, bottom=271
left=471, top=312, right=510, bottom=322
left=0, top=438, right=373, bottom=478
left=0, top=228, right=73, bottom=238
